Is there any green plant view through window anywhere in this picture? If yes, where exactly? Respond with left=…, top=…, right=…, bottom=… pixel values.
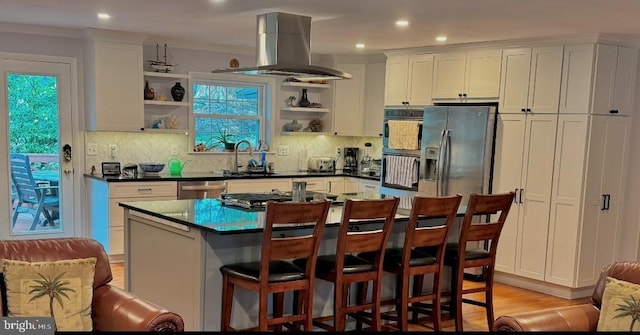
left=7, top=73, right=59, bottom=170
left=192, top=81, right=264, bottom=152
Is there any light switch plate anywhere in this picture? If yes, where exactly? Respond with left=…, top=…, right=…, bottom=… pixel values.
left=278, top=145, right=289, bottom=156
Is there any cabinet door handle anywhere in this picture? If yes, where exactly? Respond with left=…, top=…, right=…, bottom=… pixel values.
left=458, top=93, right=463, bottom=97
left=137, top=188, right=153, bottom=192
left=526, top=108, right=531, bottom=113
left=462, top=93, right=467, bottom=97
left=519, top=188, right=524, bottom=204
left=606, top=194, right=611, bottom=210
left=601, top=194, right=607, bottom=210
left=514, top=188, right=519, bottom=203
left=610, top=109, right=619, bottom=114
left=521, top=108, right=526, bottom=113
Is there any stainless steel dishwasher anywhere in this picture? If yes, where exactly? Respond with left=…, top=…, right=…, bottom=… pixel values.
left=177, top=181, right=227, bottom=199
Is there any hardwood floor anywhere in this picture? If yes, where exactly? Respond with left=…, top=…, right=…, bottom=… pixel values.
left=109, top=262, right=590, bottom=331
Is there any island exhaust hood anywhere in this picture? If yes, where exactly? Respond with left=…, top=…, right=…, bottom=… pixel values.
left=211, top=12, right=352, bottom=81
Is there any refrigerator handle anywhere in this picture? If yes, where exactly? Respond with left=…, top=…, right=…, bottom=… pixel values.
left=514, top=188, right=519, bottom=203
left=440, top=129, right=450, bottom=197
left=436, top=128, right=446, bottom=196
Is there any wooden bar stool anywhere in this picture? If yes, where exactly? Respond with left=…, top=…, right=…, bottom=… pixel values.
left=443, top=192, right=515, bottom=331
left=360, top=194, right=462, bottom=331
left=294, top=197, right=399, bottom=331
left=220, top=200, right=331, bottom=331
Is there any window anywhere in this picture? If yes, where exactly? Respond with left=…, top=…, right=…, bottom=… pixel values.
left=192, top=79, right=267, bottom=152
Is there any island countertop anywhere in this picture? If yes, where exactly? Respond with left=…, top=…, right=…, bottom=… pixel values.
left=120, top=193, right=464, bottom=235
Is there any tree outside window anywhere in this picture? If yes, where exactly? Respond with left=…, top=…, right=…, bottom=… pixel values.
left=192, top=81, right=265, bottom=152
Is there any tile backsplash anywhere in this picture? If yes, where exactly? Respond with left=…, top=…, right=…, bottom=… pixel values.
left=85, top=132, right=382, bottom=174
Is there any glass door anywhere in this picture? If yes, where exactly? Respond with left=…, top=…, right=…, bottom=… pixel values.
left=1, top=58, right=76, bottom=238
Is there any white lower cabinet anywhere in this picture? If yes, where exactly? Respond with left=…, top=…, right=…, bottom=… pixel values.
left=344, top=178, right=359, bottom=193
left=495, top=114, right=630, bottom=290
left=87, top=179, right=177, bottom=257
left=493, top=113, right=558, bottom=279
left=358, top=178, right=381, bottom=193
left=546, top=115, right=629, bottom=287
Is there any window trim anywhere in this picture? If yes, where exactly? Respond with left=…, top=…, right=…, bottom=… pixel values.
left=188, top=72, right=276, bottom=154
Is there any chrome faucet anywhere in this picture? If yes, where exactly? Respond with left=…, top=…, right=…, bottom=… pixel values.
left=233, top=140, right=253, bottom=173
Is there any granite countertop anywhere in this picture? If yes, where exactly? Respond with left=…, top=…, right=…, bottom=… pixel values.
left=85, top=170, right=381, bottom=182
left=119, top=193, right=402, bottom=235
left=119, top=194, right=467, bottom=235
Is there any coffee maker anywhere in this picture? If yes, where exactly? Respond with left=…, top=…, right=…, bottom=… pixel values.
left=343, top=147, right=359, bottom=174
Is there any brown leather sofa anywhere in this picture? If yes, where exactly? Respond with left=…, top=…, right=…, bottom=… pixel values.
left=493, top=261, right=640, bottom=331
left=0, top=237, right=184, bottom=332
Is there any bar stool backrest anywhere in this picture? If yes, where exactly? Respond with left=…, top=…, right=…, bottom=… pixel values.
left=405, top=195, right=463, bottom=264
left=260, top=200, right=331, bottom=282
left=336, top=198, right=400, bottom=268
left=458, top=192, right=515, bottom=257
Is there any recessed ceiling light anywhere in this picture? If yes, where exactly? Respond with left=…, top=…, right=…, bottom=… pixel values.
left=396, top=20, right=409, bottom=27
left=355, top=43, right=366, bottom=49
left=209, top=0, right=226, bottom=4
left=97, top=13, right=110, bottom=20
left=436, top=36, right=448, bottom=42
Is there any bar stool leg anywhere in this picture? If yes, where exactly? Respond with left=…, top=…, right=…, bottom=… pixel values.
left=259, top=290, right=269, bottom=331
left=485, top=266, right=495, bottom=330
left=453, top=264, right=464, bottom=331
left=273, top=292, right=284, bottom=331
left=371, top=278, right=383, bottom=331
left=398, top=272, right=410, bottom=331
left=432, top=271, right=442, bottom=331
left=221, top=274, right=234, bottom=331
left=355, top=282, right=368, bottom=331
left=411, top=274, right=424, bottom=323
left=333, top=282, right=346, bottom=331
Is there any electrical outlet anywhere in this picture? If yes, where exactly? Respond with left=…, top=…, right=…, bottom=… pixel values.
left=278, top=145, right=290, bottom=156
left=87, top=143, right=98, bottom=156
left=336, top=147, right=341, bottom=157
left=109, top=144, right=118, bottom=158
left=170, top=145, right=178, bottom=156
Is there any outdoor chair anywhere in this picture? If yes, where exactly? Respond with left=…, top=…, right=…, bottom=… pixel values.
left=10, top=153, right=59, bottom=230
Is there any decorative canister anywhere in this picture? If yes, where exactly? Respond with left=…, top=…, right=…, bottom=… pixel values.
left=171, top=82, right=185, bottom=102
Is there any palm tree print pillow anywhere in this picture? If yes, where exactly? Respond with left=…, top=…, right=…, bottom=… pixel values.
left=2, top=258, right=96, bottom=331
left=598, top=276, right=640, bottom=331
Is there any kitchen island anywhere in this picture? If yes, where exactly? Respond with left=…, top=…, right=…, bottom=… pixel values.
left=121, top=195, right=464, bottom=331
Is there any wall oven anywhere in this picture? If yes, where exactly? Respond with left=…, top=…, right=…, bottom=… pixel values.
left=381, top=108, right=424, bottom=197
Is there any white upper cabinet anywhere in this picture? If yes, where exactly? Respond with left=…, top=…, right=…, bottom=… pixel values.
left=560, top=44, right=637, bottom=115
left=384, top=54, right=433, bottom=106
left=559, top=44, right=595, bottom=114
left=84, top=36, right=144, bottom=131
left=333, top=63, right=366, bottom=136
left=591, top=45, right=637, bottom=116
left=432, top=49, right=502, bottom=101
left=499, top=46, right=564, bottom=114
left=363, top=62, right=386, bottom=137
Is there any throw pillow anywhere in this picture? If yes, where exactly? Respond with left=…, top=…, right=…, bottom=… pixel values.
left=598, top=276, right=640, bottom=331
left=2, top=258, right=96, bottom=331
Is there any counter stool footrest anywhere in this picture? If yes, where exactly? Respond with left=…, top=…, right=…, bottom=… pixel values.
left=462, top=297, right=487, bottom=308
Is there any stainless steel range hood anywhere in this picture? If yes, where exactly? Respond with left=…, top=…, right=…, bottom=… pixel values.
left=211, top=12, right=352, bottom=81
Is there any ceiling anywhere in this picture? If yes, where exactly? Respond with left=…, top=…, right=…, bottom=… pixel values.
left=0, top=0, right=638, bottom=54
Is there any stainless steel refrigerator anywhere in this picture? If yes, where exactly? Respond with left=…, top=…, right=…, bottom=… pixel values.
left=418, top=105, right=497, bottom=203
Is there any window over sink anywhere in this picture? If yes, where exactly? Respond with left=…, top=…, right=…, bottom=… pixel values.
left=191, top=74, right=272, bottom=152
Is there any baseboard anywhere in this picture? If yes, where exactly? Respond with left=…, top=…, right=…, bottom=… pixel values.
left=108, top=254, right=124, bottom=263
left=494, top=271, right=593, bottom=300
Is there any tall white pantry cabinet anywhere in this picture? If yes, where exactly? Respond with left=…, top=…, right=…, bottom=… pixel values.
left=494, top=43, right=637, bottom=294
